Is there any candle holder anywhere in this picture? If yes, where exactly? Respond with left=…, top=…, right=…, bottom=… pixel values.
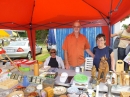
left=104, top=71, right=115, bottom=97
left=105, top=83, right=114, bottom=97
left=109, top=71, right=113, bottom=83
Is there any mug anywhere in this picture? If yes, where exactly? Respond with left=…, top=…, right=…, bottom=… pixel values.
left=75, top=67, right=80, bottom=73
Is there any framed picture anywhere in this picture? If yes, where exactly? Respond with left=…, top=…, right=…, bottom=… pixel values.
left=10, top=73, right=16, bottom=79
left=14, top=74, right=19, bottom=80
left=17, top=75, right=22, bottom=82
left=32, top=76, right=37, bottom=83
left=36, top=77, right=41, bottom=84
left=27, top=76, right=32, bottom=82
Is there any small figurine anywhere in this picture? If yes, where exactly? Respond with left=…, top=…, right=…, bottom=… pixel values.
left=91, top=65, right=96, bottom=78
left=120, top=71, right=125, bottom=86
left=116, top=74, right=120, bottom=85
left=98, top=56, right=109, bottom=83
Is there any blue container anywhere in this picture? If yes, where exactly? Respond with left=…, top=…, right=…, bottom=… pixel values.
left=22, top=75, right=30, bottom=87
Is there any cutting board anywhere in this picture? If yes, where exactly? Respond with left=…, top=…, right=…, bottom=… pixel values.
left=116, top=60, right=124, bottom=73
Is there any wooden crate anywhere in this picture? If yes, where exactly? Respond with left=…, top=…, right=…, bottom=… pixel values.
left=120, top=91, right=130, bottom=97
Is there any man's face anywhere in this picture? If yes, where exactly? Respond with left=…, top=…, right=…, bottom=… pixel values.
left=73, top=22, right=81, bottom=33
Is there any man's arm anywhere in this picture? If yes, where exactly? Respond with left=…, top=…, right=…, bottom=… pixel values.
left=110, top=52, right=115, bottom=72
left=64, top=50, right=70, bottom=69
left=111, top=33, right=118, bottom=38
left=85, top=49, right=94, bottom=58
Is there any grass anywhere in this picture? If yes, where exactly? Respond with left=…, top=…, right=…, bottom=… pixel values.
left=36, top=44, right=50, bottom=62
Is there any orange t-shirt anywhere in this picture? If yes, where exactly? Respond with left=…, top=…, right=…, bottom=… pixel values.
left=62, top=32, right=90, bottom=67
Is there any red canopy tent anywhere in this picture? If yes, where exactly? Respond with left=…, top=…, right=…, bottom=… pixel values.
left=0, top=0, right=130, bottom=59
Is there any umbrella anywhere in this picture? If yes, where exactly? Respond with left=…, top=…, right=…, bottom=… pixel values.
left=5, top=30, right=18, bottom=37
left=48, top=29, right=56, bottom=46
left=0, top=30, right=10, bottom=38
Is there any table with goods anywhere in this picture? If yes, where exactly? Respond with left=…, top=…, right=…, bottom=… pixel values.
left=0, top=63, right=129, bottom=97
left=0, top=50, right=130, bottom=97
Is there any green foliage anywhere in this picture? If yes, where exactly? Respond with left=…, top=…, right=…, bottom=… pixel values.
left=18, top=31, right=27, bottom=37
left=36, top=30, right=49, bottom=42
left=122, top=24, right=128, bottom=29
left=36, top=53, right=49, bottom=61
left=36, top=45, right=50, bottom=61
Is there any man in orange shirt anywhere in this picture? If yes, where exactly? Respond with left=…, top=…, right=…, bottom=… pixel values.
left=62, top=21, right=94, bottom=70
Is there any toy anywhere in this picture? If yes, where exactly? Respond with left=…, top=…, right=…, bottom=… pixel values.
left=91, top=65, right=96, bottom=77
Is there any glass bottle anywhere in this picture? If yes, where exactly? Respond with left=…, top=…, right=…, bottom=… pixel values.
left=34, top=62, right=39, bottom=76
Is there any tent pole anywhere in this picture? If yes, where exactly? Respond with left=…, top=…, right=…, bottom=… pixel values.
left=27, top=28, right=36, bottom=60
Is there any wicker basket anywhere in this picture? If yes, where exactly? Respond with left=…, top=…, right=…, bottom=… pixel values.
left=120, top=91, right=130, bottom=97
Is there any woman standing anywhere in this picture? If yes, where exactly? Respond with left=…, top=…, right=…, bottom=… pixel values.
left=93, top=34, right=115, bottom=71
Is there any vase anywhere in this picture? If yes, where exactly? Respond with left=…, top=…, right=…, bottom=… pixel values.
left=22, top=75, right=30, bottom=87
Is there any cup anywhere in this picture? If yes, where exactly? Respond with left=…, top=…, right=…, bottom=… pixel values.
left=80, top=66, right=84, bottom=72
left=75, top=67, right=80, bottom=73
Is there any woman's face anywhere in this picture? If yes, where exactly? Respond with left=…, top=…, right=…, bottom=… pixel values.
left=50, top=50, right=56, bottom=57
left=96, top=37, right=106, bottom=47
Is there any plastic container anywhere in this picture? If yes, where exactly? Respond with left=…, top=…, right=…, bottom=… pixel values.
left=19, top=67, right=30, bottom=72
left=42, top=78, right=55, bottom=88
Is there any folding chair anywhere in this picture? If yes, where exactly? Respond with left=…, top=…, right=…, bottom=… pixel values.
left=85, top=57, right=93, bottom=70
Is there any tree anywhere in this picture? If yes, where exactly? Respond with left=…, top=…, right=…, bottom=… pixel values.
left=122, top=24, right=128, bottom=29
left=36, top=29, right=49, bottom=42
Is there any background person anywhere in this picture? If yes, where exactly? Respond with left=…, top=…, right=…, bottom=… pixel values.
left=45, top=35, right=51, bottom=52
left=2, top=39, right=4, bottom=47
left=111, top=24, right=130, bottom=71
left=44, top=49, right=64, bottom=69
left=62, top=21, right=94, bottom=70
left=93, top=34, right=115, bottom=71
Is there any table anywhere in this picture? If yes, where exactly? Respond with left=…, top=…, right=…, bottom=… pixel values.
left=0, top=64, right=122, bottom=97
left=55, top=69, right=121, bottom=97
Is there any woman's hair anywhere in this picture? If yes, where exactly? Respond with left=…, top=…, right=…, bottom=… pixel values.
left=50, top=49, right=56, bottom=54
left=96, top=34, right=106, bottom=41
